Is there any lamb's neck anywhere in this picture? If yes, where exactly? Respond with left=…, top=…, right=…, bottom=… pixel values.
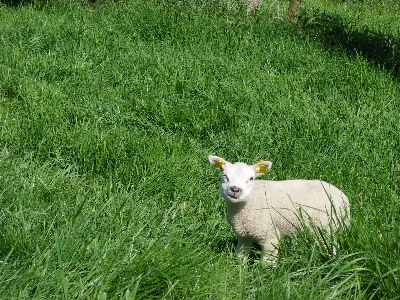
left=225, top=200, right=248, bottom=216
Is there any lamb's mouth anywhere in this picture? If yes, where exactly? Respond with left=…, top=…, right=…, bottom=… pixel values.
left=227, top=190, right=243, bottom=199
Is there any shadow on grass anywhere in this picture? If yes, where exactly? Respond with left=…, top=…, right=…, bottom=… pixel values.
left=298, top=8, right=400, bottom=77
left=1, top=0, right=25, bottom=5
left=210, top=236, right=264, bottom=263
left=0, top=0, right=96, bottom=6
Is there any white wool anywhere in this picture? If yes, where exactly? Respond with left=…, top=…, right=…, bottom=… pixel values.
left=209, top=155, right=350, bottom=262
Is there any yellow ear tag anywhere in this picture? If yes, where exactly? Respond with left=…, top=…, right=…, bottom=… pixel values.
left=213, top=160, right=225, bottom=170
left=255, top=165, right=268, bottom=174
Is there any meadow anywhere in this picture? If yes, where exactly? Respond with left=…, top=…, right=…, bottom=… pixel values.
left=0, top=0, right=399, bottom=298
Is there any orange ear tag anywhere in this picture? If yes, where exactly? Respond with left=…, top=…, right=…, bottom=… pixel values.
left=256, top=164, right=268, bottom=174
left=213, top=160, right=225, bottom=170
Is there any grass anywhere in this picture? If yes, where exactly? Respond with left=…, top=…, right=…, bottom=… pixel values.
left=0, top=0, right=399, bottom=298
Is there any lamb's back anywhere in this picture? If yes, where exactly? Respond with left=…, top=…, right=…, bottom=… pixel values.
left=250, top=180, right=348, bottom=232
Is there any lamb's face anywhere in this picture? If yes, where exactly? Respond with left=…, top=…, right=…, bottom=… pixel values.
left=208, top=155, right=272, bottom=203
left=220, top=162, right=256, bottom=202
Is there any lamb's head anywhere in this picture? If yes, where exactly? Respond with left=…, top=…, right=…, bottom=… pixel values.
left=209, top=155, right=272, bottom=203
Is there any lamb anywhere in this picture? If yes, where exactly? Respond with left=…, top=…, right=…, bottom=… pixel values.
left=208, top=155, right=350, bottom=262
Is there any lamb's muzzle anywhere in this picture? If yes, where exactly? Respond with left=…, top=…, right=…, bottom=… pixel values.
left=228, top=186, right=243, bottom=199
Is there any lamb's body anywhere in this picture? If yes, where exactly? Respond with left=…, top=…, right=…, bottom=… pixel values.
left=209, top=156, right=350, bottom=261
left=226, top=180, right=349, bottom=254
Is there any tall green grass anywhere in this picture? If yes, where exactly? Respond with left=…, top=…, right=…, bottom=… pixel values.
left=0, top=0, right=399, bottom=298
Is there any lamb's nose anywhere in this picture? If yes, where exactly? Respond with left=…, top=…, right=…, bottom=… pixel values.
left=227, top=186, right=243, bottom=199
left=230, top=186, right=241, bottom=193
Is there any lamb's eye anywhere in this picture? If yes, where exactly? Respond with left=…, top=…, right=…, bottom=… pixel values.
left=249, top=177, right=254, bottom=181
left=222, top=174, right=229, bottom=182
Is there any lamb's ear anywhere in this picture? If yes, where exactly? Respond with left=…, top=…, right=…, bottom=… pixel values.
left=208, top=155, right=228, bottom=171
left=253, top=161, right=272, bottom=177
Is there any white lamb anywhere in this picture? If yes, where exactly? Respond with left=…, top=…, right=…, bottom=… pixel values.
left=208, top=155, right=350, bottom=262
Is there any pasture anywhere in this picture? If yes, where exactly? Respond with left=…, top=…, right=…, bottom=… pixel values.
left=0, top=0, right=399, bottom=298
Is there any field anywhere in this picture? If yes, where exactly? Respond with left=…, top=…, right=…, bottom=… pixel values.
left=0, top=0, right=399, bottom=298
